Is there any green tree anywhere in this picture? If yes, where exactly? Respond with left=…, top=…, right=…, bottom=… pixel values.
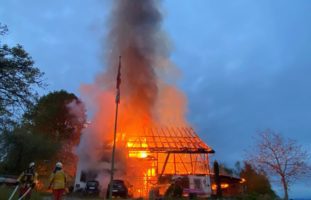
left=25, top=90, right=86, bottom=142
left=0, top=126, right=58, bottom=174
left=24, top=90, right=86, bottom=177
left=240, top=162, right=277, bottom=199
left=0, top=24, right=44, bottom=130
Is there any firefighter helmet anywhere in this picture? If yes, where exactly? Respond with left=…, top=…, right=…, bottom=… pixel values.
left=29, top=162, right=35, bottom=168
left=56, top=162, right=63, bottom=168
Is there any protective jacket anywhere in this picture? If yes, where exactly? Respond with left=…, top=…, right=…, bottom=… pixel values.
left=49, top=170, right=66, bottom=190
left=17, top=168, right=38, bottom=187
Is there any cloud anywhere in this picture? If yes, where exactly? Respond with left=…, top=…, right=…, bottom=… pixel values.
left=1, top=0, right=311, bottom=197
left=0, top=0, right=109, bottom=94
left=163, top=0, right=311, bottom=197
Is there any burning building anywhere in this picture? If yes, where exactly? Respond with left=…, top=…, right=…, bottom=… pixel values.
left=75, top=126, right=215, bottom=197
left=75, top=0, right=216, bottom=198
left=120, top=127, right=214, bottom=196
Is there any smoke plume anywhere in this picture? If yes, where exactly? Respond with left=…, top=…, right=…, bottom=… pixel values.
left=76, top=0, right=187, bottom=190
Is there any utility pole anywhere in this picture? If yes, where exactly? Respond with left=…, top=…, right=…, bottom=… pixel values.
left=109, top=56, right=122, bottom=200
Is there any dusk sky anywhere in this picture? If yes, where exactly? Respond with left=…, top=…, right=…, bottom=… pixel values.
left=1, top=0, right=311, bottom=198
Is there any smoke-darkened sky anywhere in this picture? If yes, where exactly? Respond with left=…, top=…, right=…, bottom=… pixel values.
left=1, top=0, right=311, bottom=198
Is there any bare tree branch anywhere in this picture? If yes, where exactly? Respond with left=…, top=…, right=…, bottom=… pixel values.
left=247, top=129, right=311, bottom=200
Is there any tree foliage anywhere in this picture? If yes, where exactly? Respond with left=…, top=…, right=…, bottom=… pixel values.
left=0, top=90, right=86, bottom=177
left=24, top=90, right=86, bottom=176
left=0, top=23, right=8, bottom=36
left=240, top=162, right=277, bottom=199
left=216, top=161, right=276, bottom=199
left=0, top=24, right=44, bottom=130
left=25, top=90, right=86, bottom=143
left=247, top=130, right=311, bottom=200
left=0, top=127, right=58, bottom=174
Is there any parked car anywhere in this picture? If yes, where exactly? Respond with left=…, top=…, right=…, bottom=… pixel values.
left=84, top=180, right=100, bottom=196
left=106, top=180, right=130, bottom=199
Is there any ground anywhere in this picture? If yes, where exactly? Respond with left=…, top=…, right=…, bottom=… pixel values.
left=0, top=185, right=229, bottom=200
left=0, top=185, right=104, bottom=200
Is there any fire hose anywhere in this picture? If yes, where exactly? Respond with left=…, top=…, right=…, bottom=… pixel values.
left=8, top=185, right=33, bottom=200
left=17, top=187, right=32, bottom=200
left=8, top=185, right=19, bottom=200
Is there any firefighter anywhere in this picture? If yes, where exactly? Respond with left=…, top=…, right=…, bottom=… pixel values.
left=17, top=162, right=38, bottom=200
left=49, top=162, right=67, bottom=200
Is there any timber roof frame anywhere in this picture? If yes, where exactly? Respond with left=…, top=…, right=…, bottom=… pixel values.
left=126, top=127, right=215, bottom=154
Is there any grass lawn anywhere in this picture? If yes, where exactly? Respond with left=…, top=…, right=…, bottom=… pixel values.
left=0, top=185, right=44, bottom=200
left=0, top=185, right=130, bottom=200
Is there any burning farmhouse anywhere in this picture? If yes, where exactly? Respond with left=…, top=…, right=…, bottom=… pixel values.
left=75, top=126, right=215, bottom=197
left=73, top=0, right=239, bottom=198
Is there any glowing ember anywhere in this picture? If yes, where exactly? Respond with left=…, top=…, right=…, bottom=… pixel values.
left=129, top=151, right=149, bottom=158
left=212, top=183, right=230, bottom=190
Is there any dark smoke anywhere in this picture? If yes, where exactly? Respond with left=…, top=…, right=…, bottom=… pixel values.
left=104, top=0, right=171, bottom=125
left=77, top=0, right=187, bottom=192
